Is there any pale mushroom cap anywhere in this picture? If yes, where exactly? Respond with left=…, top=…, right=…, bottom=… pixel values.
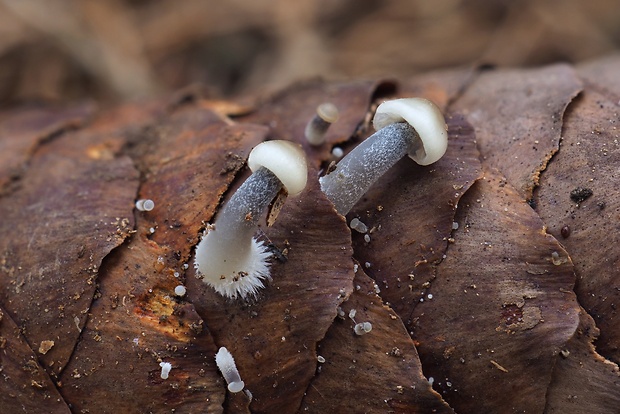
left=248, top=140, right=308, bottom=196
left=174, top=285, right=186, bottom=296
left=316, top=102, right=339, bottom=123
left=373, top=98, right=448, bottom=166
left=228, top=381, right=245, bottom=393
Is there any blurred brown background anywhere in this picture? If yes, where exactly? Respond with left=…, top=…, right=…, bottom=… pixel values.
left=0, top=0, right=619, bottom=106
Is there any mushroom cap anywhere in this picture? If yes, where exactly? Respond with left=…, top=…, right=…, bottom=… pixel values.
left=316, top=102, right=339, bottom=123
left=227, top=381, right=245, bottom=393
left=373, top=98, right=448, bottom=166
left=248, top=140, right=308, bottom=196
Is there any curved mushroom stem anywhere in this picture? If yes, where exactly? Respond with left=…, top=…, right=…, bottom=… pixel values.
left=319, top=122, right=420, bottom=215
left=194, top=167, right=282, bottom=299
left=210, top=167, right=282, bottom=245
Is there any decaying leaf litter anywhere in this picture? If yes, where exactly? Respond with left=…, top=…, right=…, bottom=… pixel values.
left=0, top=56, right=619, bottom=413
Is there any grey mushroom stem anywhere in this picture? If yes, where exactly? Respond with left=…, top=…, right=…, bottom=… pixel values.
left=319, top=123, right=420, bottom=215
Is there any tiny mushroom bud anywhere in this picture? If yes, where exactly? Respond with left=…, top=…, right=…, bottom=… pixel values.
left=354, top=321, right=373, bottom=336
left=194, top=140, right=307, bottom=299
left=159, top=362, right=172, bottom=379
left=174, top=285, right=186, bottom=296
left=215, top=347, right=245, bottom=393
left=305, top=102, right=339, bottom=146
left=135, top=199, right=155, bottom=211
left=319, top=98, right=448, bottom=215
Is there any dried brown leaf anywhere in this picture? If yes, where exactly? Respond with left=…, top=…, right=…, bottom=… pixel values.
left=535, top=88, right=620, bottom=363
left=452, top=64, right=583, bottom=199
left=0, top=104, right=94, bottom=193
left=0, top=306, right=70, bottom=413
left=301, top=268, right=454, bottom=413
left=545, top=311, right=620, bottom=413
left=0, top=119, right=140, bottom=377
left=412, top=172, right=581, bottom=413
left=58, top=238, right=223, bottom=413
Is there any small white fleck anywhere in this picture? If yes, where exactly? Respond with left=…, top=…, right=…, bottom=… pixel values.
left=331, top=147, right=344, bottom=158
left=182, top=263, right=189, bottom=270
left=173, top=271, right=180, bottom=278
left=452, top=221, right=459, bottom=230
left=427, top=293, right=433, bottom=300
left=317, top=355, right=326, bottom=363
left=364, top=234, right=371, bottom=243
left=364, top=262, right=371, bottom=268
left=428, top=377, right=434, bottom=386
left=348, top=309, right=357, bottom=320
left=174, top=285, right=186, bottom=296
left=149, top=227, right=156, bottom=234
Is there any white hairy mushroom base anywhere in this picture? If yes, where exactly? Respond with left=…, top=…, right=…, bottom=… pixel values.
left=194, top=168, right=280, bottom=299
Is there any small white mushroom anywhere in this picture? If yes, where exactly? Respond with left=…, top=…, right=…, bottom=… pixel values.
left=159, top=362, right=172, bottom=379
left=349, top=218, right=368, bottom=233
left=174, top=285, right=186, bottom=296
left=305, top=102, right=339, bottom=146
left=194, top=140, right=307, bottom=299
left=354, top=322, right=373, bottom=335
left=319, top=98, right=448, bottom=215
left=348, top=309, right=357, bottom=320
left=215, top=347, right=245, bottom=393
left=135, top=199, right=155, bottom=211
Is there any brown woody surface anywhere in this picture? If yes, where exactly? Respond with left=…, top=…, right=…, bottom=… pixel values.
left=301, top=267, right=454, bottom=413
left=1, top=55, right=619, bottom=413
